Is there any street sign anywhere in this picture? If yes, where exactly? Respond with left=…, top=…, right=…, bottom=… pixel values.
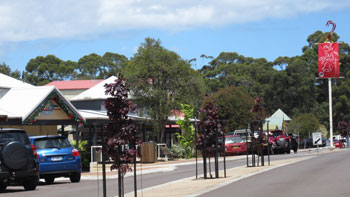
left=312, top=132, right=322, bottom=146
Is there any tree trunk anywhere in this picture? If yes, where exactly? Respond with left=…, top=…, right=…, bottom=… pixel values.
left=159, top=119, right=166, bottom=143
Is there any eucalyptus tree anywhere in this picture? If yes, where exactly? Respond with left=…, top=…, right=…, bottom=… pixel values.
left=25, top=55, right=76, bottom=85
left=123, top=38, right=205, bottom=142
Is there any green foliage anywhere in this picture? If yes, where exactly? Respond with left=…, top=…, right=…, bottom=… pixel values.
left=0, top=62, right=21, bottom=79
left=205, top=86, right=254, bottom=132
left=6, top=31, right=348, bottom=140
left=123, top=38, right=205, bottom=142
left=199, top=52, right=275, bottom=104
left=318, top=124, right=328, bottom=138
left=25, top=55, right=77, bottom=85
left=199, top=31, right=350, bottom=130
left=288, top=113, right=320, bottom=139
left=70, top=139, right=88, bottom=151
left=69, top=139, right=90, bottom=171
left=77, top=52, right=127, bottom=79
left=175, top=104, right=195, bottom=159
left=170, top=144, right=186, bottom=158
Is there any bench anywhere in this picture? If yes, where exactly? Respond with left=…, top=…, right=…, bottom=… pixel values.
left=160, top=146, right=177, bottom=160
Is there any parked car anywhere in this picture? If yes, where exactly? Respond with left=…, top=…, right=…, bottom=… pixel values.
left=29, top=135, right=81, bottom=184
left=227, top=129, right=254, bottom=142
left=0, top=128, right=39, bottom=192
left=333, top=139, right=343, bottom=148
left=224, top=135, right=247, bottom=155
left=301, top=138, right=328, bottom=148
left=270, top=130, right=291, bottom=154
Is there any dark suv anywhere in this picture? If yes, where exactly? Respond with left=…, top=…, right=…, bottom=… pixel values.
left=0, top=128, right=39, bottom=191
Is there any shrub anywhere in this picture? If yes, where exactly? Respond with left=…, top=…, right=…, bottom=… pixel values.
left=70, top=139, right=90, bottom=171
left=170, top=144, right=186, bottom=158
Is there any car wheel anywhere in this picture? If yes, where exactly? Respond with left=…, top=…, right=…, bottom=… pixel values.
left=70, top=172, right=81, bottom=183
left=23, top=176, right=38, bottom=191
left=45, top=176, right=55, bottom=184
left=0, top=182, right=7, bottom=192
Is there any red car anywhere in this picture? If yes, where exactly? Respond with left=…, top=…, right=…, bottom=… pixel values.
left=224, top=135, right=247, bottom=155
left=270, top=130, right=291, bottom=154
left=333, top=140, right=343, bottom=148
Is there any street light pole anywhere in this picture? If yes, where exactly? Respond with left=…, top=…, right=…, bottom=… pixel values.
left=329, top=78, right=334, bottom=148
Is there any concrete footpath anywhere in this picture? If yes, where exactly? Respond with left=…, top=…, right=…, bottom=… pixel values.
left=80, top=147, right=342, bottom=197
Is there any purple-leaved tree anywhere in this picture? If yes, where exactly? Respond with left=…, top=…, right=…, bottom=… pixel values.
left=104, top=76, right=142, bottom=195
left=197, top=97, right=223, bottom=178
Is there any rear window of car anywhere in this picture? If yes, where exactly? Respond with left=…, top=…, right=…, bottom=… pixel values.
left=272, top=131, right=283, bottom=138
left=226, top=136, right=244, bottom=144
left=34, top=137, right=71, bottom=149
left=0, top=131, right=30, bottom=145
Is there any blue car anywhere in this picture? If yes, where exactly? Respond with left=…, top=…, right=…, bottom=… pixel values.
left=29, top=135, right=81, bottom=184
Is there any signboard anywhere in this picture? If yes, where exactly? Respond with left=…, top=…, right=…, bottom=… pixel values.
left=318, top=42, right=339, bottom=78
left=39, top=101, right=55, bottom=116
left=312, top=132, right=322, bottom=146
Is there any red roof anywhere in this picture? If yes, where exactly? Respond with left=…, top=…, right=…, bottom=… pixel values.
left=45, top=80, right=104, bottom=90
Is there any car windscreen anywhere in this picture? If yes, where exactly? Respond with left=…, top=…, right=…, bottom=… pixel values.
left=272, top=131, right=283, bottom=138
left=226, top=136, right=244, bottom=144
left=0, top=131, right=30, bottom=145
left=34, top=137, right=71, bottom=149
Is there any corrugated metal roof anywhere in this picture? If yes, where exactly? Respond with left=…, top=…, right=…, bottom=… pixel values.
left=0, top=86, right=84, bottom=123
left=0, top=86, right=54, bottom=120
left=70, top=76, right=118, bottom=101
left=264, top=109, right=291, bottom=130
left=0, top=73, right=33, bottom=88
left=266, top=109, right=291, bottom=121
left=45, top=79, right=103, bottom=90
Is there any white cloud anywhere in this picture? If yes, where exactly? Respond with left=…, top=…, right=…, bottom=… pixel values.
left=0, top=0, right=348, bottom=42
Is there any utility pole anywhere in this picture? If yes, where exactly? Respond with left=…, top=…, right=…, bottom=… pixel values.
left=328, top=78, right=334, bottom=148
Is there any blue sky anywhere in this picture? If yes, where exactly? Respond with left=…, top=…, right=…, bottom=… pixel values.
left=0, top=0, right=350, bottom=72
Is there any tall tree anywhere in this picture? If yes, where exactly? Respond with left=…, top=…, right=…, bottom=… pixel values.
left=123, top=38, right=205, bottom=142
left=77, top=52, right=128, bottom=79
left=25, top=55, right=77, bottom=85
left=77, top=53, right=103, bottom=79
left=0, top=62, right=21, bottom=79
left=101, top=52, right=128, bottom=77
left=199, top=52, right=275, bottom=115
left=206, top=86, right=254, bottom=132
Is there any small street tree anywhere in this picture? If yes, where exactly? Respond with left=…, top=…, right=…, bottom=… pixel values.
left=175, top=104, right=195, bottom=158
left=197, top=97, right=223, bottom=178
left=104, top=76, right=141, bottom=196
left=250, top=97, right=267, bottom=160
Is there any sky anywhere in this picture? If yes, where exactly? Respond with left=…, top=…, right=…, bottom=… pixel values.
left=0, top=0, right=350, bottom=72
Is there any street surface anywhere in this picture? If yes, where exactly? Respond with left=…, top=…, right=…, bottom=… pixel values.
left=200, top=149, right=350, bottom=197
left=1, top=148, right=346, bottom=197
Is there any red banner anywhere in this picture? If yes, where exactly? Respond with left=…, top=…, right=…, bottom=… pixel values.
left=318, top=43, right=339, bottom=78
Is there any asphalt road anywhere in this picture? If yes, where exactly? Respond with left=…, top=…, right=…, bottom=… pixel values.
left=0, top=149, right=323, bottom=197
left=200, top=149, right=350, bottom=197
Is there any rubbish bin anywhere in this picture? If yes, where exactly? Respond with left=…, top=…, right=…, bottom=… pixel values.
left=141, top=142, right=157, bottom=163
